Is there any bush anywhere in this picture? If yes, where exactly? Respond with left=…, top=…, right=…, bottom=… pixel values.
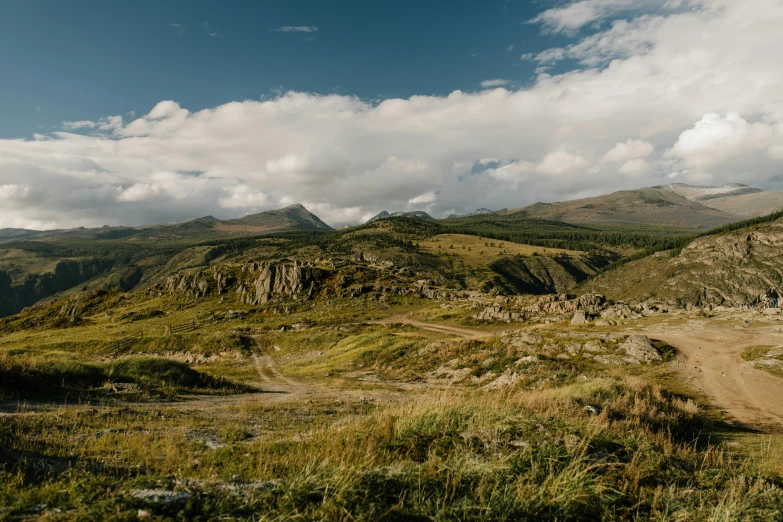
left=0, top=353, right=248, bottom=399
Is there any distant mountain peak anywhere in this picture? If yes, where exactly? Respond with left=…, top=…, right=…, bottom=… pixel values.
left=367, top=210, right=434, bottom=224
left=221, top=204, right=332, bottom=232
left=446, top=208, right=494, bottom=219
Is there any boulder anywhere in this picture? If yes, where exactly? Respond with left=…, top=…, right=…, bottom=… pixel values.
left=621, top=335, right=662, bottom=364
left=571, top=310, right=589, bottom=325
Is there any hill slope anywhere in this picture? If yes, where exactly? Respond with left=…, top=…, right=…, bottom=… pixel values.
left=581, top=212, right=783, bottom=307
left=505, top=187, right=741, bottom=229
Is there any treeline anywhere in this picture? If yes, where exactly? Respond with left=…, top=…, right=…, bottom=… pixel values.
left=2, top=238, right=187, bottom=266
left=363, top=215, right=698, bottom=252
left=262, top=230, right=419, bottom=256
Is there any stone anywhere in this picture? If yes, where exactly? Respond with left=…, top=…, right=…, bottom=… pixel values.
left=621, top=335, right=662, bottom=364
left=571, top=310, right=589, bottom=325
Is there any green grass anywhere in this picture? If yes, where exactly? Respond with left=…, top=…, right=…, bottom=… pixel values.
left=1, top=377, right=782, bottom=520
left=0, top=353, right=250, bottom=400
left=741, top=345, right=783, bottom=378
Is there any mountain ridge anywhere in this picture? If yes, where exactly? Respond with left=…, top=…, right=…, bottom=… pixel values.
left=367, top=210, right=435, bottom=224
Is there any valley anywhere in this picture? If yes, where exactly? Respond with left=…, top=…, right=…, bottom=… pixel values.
left=2, top=184, right=783, bottom=520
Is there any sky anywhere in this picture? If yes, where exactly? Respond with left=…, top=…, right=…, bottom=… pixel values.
left=1, top=0, right=783, bottom=229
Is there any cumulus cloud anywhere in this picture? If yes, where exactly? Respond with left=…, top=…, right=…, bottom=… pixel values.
left=618, top=158, right=650, bottom=174
left=536, top=151, right=588, bottom=175
left=666, top=112, right=776, bottom=169
left=2, top=0, right=783, bottom=229
left=218, top=185, right=269, bottom=210
left=602, top=139, right=654, bottom=163
left=408, top=191, right=438, bottom=208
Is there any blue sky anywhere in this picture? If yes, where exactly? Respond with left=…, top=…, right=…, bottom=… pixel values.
left=1, top=0, right=574, bottom=139
left=1, top=0, right=783, bottom=229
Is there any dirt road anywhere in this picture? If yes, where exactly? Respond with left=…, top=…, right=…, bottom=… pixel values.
left=370, top=314, right=490, bottom=339
left=375, top=314, right=783, bottom=430
left=642, top=324, right=783, bottom=430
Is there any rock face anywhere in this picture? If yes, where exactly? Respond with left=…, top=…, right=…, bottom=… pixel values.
left=570, top=310, right=589, bottom=325
left=253, top=262, right=317, bottom=304
left=164, top=260, right=325, bottom=305
left=621, top=335, right=662, bottom=364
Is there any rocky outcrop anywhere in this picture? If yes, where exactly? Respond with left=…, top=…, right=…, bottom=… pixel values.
left=164, top=260, right=325, bottom=305
left=498, top=330, right=664, bottom=366
left=570, top=310, right=589, bottom=325
left=251, top=262, right=318, bottom=304
left=474, top=294, right=607, bottom=323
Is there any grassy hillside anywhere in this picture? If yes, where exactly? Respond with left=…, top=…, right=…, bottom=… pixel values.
left=2, top=266, right=783, bottom=519
left=580, top=210, right=783, bottom=306
left=0, top=212, right=701, bottom=318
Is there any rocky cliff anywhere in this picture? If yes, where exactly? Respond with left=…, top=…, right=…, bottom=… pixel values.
left=163, top=260, right=326, bottom=305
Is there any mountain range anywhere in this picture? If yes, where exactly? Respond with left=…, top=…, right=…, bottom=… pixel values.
left=501, top=183, right=783, bottom=229
left=366, top=210, right=435, bottom=223
left=0, top=204, right=332, bottom=244
left=2, top=181, right=783, bottom=320
left=4, top=184, right=783, bottom=242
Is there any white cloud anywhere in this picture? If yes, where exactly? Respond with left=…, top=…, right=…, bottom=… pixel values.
left=62, top=115, right=124, bottom=132
left=117, top=183, right=164, bottom=203
left=480, top=79, right=509, bottom=88
left=618, top=158, right=650, bottom=174
left=0, top=184, right=30, bottom=201
left=602, top=139, right=654, bottom=163
left=536, top=151, right=588, bottom=175
left=62, top=120, right=96, bottom=130
left=3, top=0, right=783, bottom=229
left=530, top=0, right=665, bottom=34
left=218, top=185, right=269, bottom=209
left=486, top=161, right=534, bottom=186
left=274, top=26, right=318, bottom=33
left=408, top=191, right=438, bottom=207
left=507, top=45, right=515, bottom=52
left=666, top=112, right=775, bottom=169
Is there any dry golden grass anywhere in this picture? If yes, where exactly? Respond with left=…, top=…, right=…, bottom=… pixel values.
left=417, top=233, right=582, bottom=268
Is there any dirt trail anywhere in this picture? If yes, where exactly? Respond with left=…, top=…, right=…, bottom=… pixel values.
left=375, top=314, right=783, bottom=430
left=250, top=340, right=312, bottom=395
left=642, top=324, right=783, bottom=430
left=370, top=314, right=490, bottom=339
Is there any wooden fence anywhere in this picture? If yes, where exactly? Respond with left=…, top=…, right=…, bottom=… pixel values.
left=111, top=331, right=143, bottom=351
left=169, top=320, right=198, bottom=335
